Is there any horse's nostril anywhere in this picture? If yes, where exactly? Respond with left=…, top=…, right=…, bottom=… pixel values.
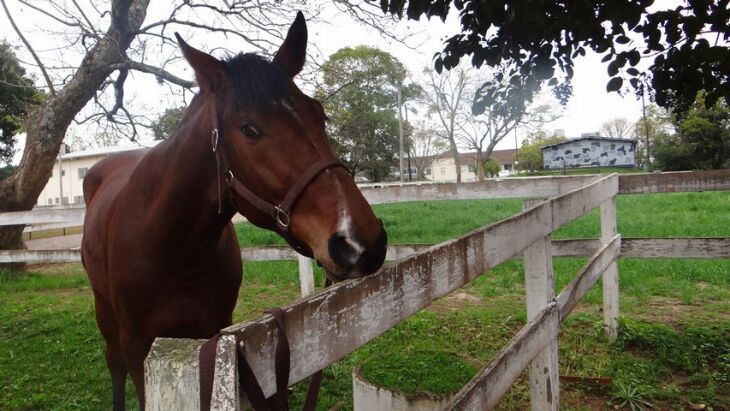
left=328, top=234, right=360, bottom=269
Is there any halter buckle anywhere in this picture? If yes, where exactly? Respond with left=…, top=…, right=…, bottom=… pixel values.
left=225, top=170, right=234, bottom=184
left=274, top=206, right=290, bottom=229
left=211, top=129, right=219, bottom=153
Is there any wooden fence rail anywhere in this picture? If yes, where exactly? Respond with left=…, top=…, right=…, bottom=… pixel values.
left=449, top=235, right=621, bottom=410
left=1, top=170, right=728, bottom=410
left=5, top=237, right=727, bottom=265
left=144, top=174, right=622, bottom=409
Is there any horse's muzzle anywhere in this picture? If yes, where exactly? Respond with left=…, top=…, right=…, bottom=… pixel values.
left=327, top=224, right=387, bottom=279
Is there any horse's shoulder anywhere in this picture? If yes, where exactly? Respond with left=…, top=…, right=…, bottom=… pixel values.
left=83, top=149, right=149, bottom=206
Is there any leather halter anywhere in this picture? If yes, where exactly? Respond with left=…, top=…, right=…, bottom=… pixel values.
left=209, top=99, right=347, bottom=255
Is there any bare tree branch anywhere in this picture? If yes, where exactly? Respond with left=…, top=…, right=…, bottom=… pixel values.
left=107, top=69, right=129, bottom=119
left=123, top=61, right=194, bottom=89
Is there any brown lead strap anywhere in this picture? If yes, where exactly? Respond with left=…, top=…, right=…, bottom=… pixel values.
left=200, top=307, right=324, bottom=411
left=199, top=334, right=222, bottom=411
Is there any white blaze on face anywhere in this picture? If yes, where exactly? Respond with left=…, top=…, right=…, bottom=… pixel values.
left=333, top=174, right=364, bottom=262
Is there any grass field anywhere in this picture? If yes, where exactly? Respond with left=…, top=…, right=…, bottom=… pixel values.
left=1, top=191, right=729, bottom=410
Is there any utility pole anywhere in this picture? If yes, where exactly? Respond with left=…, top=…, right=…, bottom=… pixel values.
left=513, top=127, right=519, bottom=174
left=405, top=104, right=412, bottom=181
left=640, top=86, right=651, bottom=171
left=397, top=85, right=404, bottom=182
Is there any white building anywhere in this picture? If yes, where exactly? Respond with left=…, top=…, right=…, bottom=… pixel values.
left=419, top=149, right=518, bottom=182
left=36, top=144, right=155, bottom=207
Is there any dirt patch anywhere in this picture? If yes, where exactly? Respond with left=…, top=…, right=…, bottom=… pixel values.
left=633, top=296, right=724, bottom=323
left=428, top=291, right=484, bottom=313
left=427, top=291, right=524, bottom=314
left=27, top=262, right=85, bottom=276
left=35, top=287, right=90, bottom=298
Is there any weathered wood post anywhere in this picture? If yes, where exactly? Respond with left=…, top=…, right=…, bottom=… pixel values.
left=600, top=176, right=620, bottom=340
left=522, top=199, right=559, bottom=410
left=297, top=254, right=315, bottom=297
left=144, top=335, right=239, bottom=411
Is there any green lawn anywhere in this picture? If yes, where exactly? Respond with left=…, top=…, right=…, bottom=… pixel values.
left=1, top=191, right=729, bottom=410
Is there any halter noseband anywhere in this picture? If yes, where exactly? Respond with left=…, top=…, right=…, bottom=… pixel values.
left=209, top=100, right=348, bottom=255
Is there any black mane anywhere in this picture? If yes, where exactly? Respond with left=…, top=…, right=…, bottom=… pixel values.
left=224, top=53, right=289, bottom=107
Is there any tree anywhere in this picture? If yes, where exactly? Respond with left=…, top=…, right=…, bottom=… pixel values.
left=600, top=118, right=634, bottom=139
left=0, top=165, right=15, bottom=181
left=421, top=65, right=470, bottom=182
left=482, top=158, right=501, bottom=177
left=407, top=121, right=447, bottom=180
left=0, top=42, right=41, bottom=165
left=379, top=0, right=730, bottom=116
left=319, top=46, right=415, bottom=182
left=634, top=104, right=672, bottom=169
left=152, top=106, right=186, bottom=140
left=654, top=95, right=730, bottom=171
left=457, top=85, right=559, bottom=181
left=516, top=130, right=567, bottom=172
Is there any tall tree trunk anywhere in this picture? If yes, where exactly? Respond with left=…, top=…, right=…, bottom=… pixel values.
left=476, top=150, right=485, bottom=181
left=0, top=0, right=149, bottom=271
left=448, top=134, right=461, bottom=183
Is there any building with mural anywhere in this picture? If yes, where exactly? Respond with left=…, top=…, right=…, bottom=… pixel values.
left=541, top=135, right=636, bottom=169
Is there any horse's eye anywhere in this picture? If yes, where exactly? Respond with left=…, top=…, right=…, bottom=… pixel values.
left=240, top=123, right=262, bottom=139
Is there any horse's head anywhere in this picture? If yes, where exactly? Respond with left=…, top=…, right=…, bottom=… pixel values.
left=175, top=13, right=386, bottom=281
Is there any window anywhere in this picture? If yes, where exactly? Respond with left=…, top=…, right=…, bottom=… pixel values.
left=440, top=167, right=446, bottom=175
left=74, top=195, right=84, bottom=204
left=468, top=165, right=475, bottom=173
left=78, top=167, right=88, bottom=179
left=47, top=199, right=53, bottom=205
left=425, top=168, right=431, bottom=176
left=61, top=170, right=65, bottom=177
left=54, top=197, right=59, bottom=204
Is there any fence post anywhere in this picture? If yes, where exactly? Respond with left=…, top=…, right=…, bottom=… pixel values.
left=145, top=335, right=239, bottom=411
left=600, top=191, right=619, bottom=340
left=297, top=254, right=315, bottom=297
left=522, top=199, right=559, bottom=410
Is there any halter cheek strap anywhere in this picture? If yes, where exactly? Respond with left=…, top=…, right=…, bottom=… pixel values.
left=209, top=100, right=348, bottom=255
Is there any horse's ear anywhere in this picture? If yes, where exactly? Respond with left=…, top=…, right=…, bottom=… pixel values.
left=175, top=33, right=227, bottom=92
left=273, top=11, right=307, bottom=77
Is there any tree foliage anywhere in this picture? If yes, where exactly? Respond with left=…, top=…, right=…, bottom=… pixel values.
left=152, top=106, right=185, bottom=140
left=0, top=165, right=16, bottom=181
left=653, top=95, right=730, bottom=171
left=319, top=46, right=417, bottom=181
left=482, top=158, right=501, bottom=177
left=379, top=0, right=730, bottom=116
left=516, top=131, right=567, bottom=172
left=634, top=104, right=672, bottom=168
left=0, top=42, right=41, bottom=165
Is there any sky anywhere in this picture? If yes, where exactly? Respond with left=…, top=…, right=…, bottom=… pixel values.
left=307, top=9, right=647, bottom=151
left=2, top=1, right=650, bottom=164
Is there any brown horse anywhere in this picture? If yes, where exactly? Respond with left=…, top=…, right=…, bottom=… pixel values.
left=81, top=13, right=387, bottom=410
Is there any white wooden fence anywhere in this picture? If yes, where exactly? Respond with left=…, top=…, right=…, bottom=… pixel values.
left=1, top=171, right=728, bottom=409
left=133, top=170, right=730, bottom=410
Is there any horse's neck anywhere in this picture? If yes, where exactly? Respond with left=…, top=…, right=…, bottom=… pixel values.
left=139, top=98, right=235, bottom=251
